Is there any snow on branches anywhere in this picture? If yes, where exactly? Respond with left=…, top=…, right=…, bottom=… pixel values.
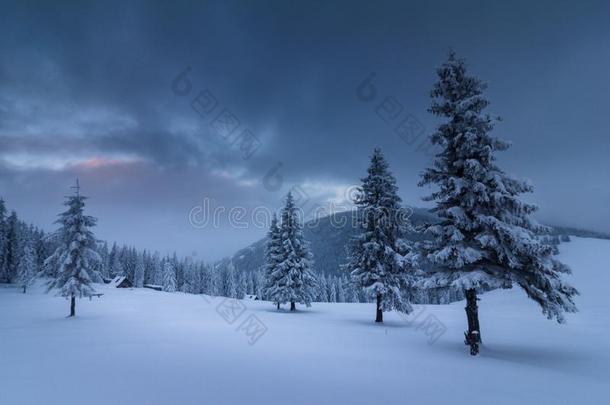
left=418, top=52, right=578, bottom=323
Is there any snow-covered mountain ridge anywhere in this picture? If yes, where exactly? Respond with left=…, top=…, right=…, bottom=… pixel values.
left=217, top=208, right=609, bottom=276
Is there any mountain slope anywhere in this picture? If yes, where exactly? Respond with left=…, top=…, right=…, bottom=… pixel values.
left=220, top=208, right=610, bottom=277
left=224, top=208, right=437, bottom=276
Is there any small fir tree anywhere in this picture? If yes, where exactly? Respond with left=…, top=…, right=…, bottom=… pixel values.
left=263, top=214, right=284, bottom=309
left=347, top=148, right=415, bottom=322
left=46, top=180, right=101, bottom=317
left=162, top=260, right=177, bottom=292
left=267, top=193, right=317, bottom=311
left=17, top=239, right=37, bottom=293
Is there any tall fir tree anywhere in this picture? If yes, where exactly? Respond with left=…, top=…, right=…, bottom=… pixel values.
left=17, top=237, right=37, bottom=293
left=199, top=263, right=211, bottom=295
left=328, top=277, right=337, bottom=302
left=315, top=274, right=326, bottom=302
left=418, top=52, right=578, bottom=355
left=236, top=270, right=247, bottom=299
left=263, top=214, right=284, bottom=309
left=347, top=148, right=415, bottom=322
left=253, top=269, right=265, bottom=300
left=246, top=271, right=254, bottom=296
left=108, top=243, right=119, bottom=277
left=4, top=211, right=19, bottom=282
left=0, top=198, right=7, bottom=282
left=209, top=263, right=221, bottom=296
left=162, top=260, right=177, bottom=292
left=337, top=277, right=347, bottom=303
left=222, top=261, right=237, bottom=298
left=46, top=180, right=101, bottom=317
left=134, top=252, right=145, bottom=288
left=272, top=192, right=316, bottom=311
left=180, top=262, right=193, bottom=293
left=124, top=247, right=137, bottom=283
left=39, top=229, right=61, bottom=278
left=99, top=242, right=110, bottom=279
left=150, top=253, right=161, bottom=286
left=33, top=228, right=48, bottom=276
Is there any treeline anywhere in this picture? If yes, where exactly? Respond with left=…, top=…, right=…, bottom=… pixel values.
left=0, top=197, right=365, bottom=303
left=92, top=242, right=368, bottom=303
left=0, top=199, right=52, bottom=286
left=0, top=196, right=568, bottom=301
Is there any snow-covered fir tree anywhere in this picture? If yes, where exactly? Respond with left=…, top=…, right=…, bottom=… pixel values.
left=316, top=274, right=328, bottom=302
left=336, top=277, right=346, bottom=303
left=200, top=263, right=213, bottom=295
left=346, top=279, right=360, bottom=303
left=0, top=198, right=6, bottom=282
left=99, top=242, right=110, bottom=279
left=246, top=271, right=254, bottom=296
left=152, top=252, right=163, bottom=286
left=418, top=52, right=578, bottom=355
left=192, top=263, right=205, bottom=294
left=162, top=260, right=177, bottom=292
left=16, top=238, right=37, bottom=293
left=112, top=245, right=125, bottom=278
left=209, top=263, right=221, bottom=296
left=236, top=271, right=247, bottom=299
left=123, top=247, right=137, bottom=283
left=270, top=192, right=317, bottom=311
left=143, top=251, right=154, bottom=284
left=347, top=148, right=415, bottom=322
left=263, top=214, right=284, bottom=308
left=328, top=277, right=337, bottom=302
left=223, top=261, right=237, bottom=298
left=253, top=269, right=265, bottom=300
left=180, top=263, right=193, bottom=293
left=108, top=243, right=119, bottom=277
left=3, top=211, right=19, bottom=283
left=45, top=180, right=101, bottom=317
left=134, top=252, right=145, bottom=288
left=33, top=228, right=49, bottom=277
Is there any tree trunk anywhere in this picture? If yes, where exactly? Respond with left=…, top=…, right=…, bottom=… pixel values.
left=276, top=302, right=280, bottom=310
left=290, top=301, right=296, bottom=311
left=69, top=295, right=76, bottom=317
left=22, top=285, right=26, bottom=294
left=375, top=294, right=383, bottom=323
left=464, top=289, right=481, bottom=355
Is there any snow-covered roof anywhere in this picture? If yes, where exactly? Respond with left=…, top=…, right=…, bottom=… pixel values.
left=110, top=276, right=127, bottom=287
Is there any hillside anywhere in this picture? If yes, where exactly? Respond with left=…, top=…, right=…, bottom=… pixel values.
left=219, top=208, right=607, bottom=276
left=0, top=237, right=607, bottom=405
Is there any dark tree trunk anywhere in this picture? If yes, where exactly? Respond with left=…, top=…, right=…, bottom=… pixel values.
left=22, top=285, right=26, bottom=294
left=375, top=294, right=383, bottom=323
left=69, top=295, right=76, bottom=317
left=276, top=302, right=280, bottom=310
left=290, top=301, right=296, bottom=311
left=464, top=289, right=481, bottom=355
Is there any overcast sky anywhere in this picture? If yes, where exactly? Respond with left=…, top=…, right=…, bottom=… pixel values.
left=1, top=0, right=609, bottom=260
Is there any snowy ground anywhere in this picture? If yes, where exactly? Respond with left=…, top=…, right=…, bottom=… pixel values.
left=1, top=237, right=608, bottom=405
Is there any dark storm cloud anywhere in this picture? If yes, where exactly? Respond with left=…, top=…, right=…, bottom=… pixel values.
left=1, top=0, right=609, bottom=259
